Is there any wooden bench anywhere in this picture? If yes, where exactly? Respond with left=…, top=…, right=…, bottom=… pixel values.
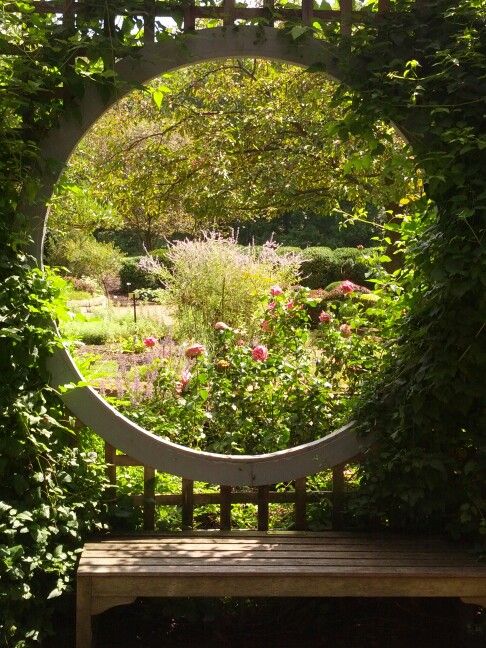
left=75, top=425, right=486, bottom=647
left=77, top=531, right=486, bottom=647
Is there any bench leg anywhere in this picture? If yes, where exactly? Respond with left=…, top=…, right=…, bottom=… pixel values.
left=77, top=576, right=93, bottom=648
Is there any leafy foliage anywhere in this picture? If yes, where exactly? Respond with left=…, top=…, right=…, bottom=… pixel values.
left=1, top=1, right=486, bottom=644
left=111, top=281, right=391, bottom=454
left=51, top=58, right=416, bottom=249
left=0, top=250, right=106, bottom=646
left=297, top=246, right=373, bottom=289
left=331, top=0, right=486, bottom=540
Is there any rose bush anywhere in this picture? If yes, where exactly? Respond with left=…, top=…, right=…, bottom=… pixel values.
left=110, top=280, right=393, bottom=455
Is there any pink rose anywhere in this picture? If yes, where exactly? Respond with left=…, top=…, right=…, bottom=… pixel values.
left=260, top=320, right=271, bottom=332
left=267, top=301, right=277, bottom=311
left=176, top=369, right=192, bottom=394
left=319, top=311, right=332, bottom=324
left=270, top=285, right=283, bottom=296
left=339, top=280, right=356, bottom=294
left=339, top=323, right=352, bottom=338
left=251, top=344, right=269, bottom=362
left=214, top=321, right=230, bottom=331
left=285, top=300, right=295, bottom=310
left=143, top=336, right=157, bottom=348
left=185, top=343, right=206, bottom=358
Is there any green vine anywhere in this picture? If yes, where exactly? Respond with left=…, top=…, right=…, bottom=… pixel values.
left=333, top=0, right=486, bottom=539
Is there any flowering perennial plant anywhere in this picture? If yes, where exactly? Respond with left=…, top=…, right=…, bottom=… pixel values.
left=111, top=281, right=390, bottom=455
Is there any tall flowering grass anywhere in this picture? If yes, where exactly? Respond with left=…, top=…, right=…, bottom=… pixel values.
left=162, top=231, right=302, bottom=343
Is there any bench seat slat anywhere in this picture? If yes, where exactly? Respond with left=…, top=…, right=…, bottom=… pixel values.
left=82, top=549, right=473, bottom=559
left=76, top=532, right=486, bottom=648
left=80, top=564, right=486, bottom=575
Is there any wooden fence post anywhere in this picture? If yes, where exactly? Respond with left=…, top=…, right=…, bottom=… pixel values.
left=181, top=478, right=194, bottom=530
left=294, top=478, right=307, bottom=531
left=143, top=466, right=156, bottom=531
left=332, top=464, right=345, bottom=530
left=257, top=486, right=270, bottom=531
left=220, top=486, right=232, bottom=531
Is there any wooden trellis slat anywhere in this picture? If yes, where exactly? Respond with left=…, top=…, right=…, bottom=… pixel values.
left=340, top=0, right=353, bottom=38
left=294, top=477, right=307, bottom=531
left=181, top=478, right=194, bottom=530
left=143, top=0, right=156, bottom=44
left=143, top=466, right=156, bottom=531
left=130, top=489, right=332, bottom=506
left=263, top=0, right=275, bottom=28
left=105, top=443, right=117, bottom=501
left=332, top=464, right=345, bottom=531
left=106, top=445, right=352, bottom=532
left=220, top=485, right=232, bottom=531
left=301, top=0, right=313, bottom=27
left=9, top=1, right=397, bottom=29
left=223, top=0, right=235, bottom=27
left=257, top=485, right=270, bottom=531
left=183, top=2, right=196, bottom=32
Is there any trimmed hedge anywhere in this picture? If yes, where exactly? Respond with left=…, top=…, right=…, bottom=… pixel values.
left=278, top=246, right=373, bottom=289
left=119, top=256, right=160, bottom=292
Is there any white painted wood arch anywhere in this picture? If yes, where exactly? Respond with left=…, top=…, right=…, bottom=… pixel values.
left=29, top=26, right=373, bottom=486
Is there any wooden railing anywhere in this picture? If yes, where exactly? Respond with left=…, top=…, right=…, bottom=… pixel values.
left=104, top=442, right=354, bottom=532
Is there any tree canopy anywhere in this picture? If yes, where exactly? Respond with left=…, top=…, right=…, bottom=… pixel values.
left=50, top=58, right=417, bottom=251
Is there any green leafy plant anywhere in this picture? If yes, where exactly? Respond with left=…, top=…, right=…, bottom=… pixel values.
left=110, top=280, right=392, bottom=455
left=161, top=232, right=302, bottom=343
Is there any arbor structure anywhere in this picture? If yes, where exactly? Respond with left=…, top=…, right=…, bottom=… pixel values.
left=1, top=1, right=485, bottom=644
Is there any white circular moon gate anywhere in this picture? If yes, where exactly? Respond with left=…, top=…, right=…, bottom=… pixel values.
left=30, top=27, right=373, bottom=486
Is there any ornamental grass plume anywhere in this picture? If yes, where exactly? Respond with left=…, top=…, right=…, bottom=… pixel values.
left=163, top=231, right=302, bottom=341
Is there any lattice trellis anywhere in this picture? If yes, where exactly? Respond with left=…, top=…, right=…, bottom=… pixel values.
left=5, top=1, right=423, bottom=42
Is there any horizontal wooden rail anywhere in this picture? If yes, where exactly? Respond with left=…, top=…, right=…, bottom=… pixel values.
left=130, top=489, right=332, bottom=506
left=11, top=1, right=393, bottom=20
left=3, top=0, right=401, bottom=45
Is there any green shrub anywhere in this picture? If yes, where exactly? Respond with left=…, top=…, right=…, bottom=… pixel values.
left=119, top=256, right=160, bottom=292
left=50, top=234, right=124, bottom=294
left=133, top=287, right=166, bottom=303
left=63, top=311, right=169, bottom=346
left=299, top=247, right=372, bottom=289
left=65, top=321, right=110, bottom=345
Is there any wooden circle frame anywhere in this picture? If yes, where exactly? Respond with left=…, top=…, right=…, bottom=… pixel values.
left=30, top=27, right=371, bottom=486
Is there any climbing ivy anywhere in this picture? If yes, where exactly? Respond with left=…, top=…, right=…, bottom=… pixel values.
left=331, top=0, right=486, bottom=540
left=0, top=1, right=485, bottom=644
